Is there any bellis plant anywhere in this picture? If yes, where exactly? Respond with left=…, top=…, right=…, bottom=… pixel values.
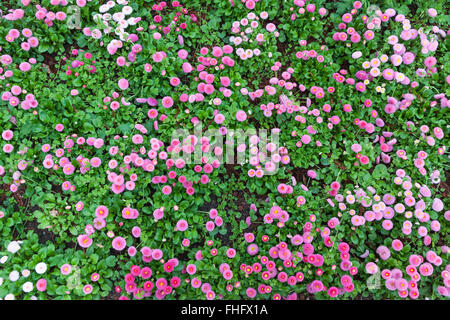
left=0, top=0, right=448, bottom=302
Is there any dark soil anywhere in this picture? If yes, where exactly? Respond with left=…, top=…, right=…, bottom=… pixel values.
left=298, top=292, right=317, bottom=300
left=200, top=193, right=235, bottom=247
left=198, top=192, right=219, bottom=212
left=289, top=166, right=310, bottom=185
left=42, top=52, right=58, bottom=74
left=189, top=9, right=206, bottom=27
left=24, top=218, right=56, bottom=244
left=101, top=290, right=122, bottom=300
left=439, top=170, right=450, bottom=198
left=223, top=163, right=241, bottom=179
left=0, top=183, right=29, bottom=208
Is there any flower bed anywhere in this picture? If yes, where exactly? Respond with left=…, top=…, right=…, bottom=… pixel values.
left=0, top=0, right=448, bottom=300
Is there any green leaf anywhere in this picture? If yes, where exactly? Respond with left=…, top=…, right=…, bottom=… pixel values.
left=106, top=256, right=117, bottom=267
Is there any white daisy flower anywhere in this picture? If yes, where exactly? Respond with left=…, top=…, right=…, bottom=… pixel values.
left=122, top=6, right=133, bottom=15
left=7, top=241, right=21, bottom=254
left=22, top=282, right=33, bottom=293
left=22, top=269, right=30, bottom=277
left=352, top=51, right=362, bottom=59
left=118, top=19, right=129, bottom=29
left=113, top=12, right=125, bottom=22
left=35, top=262, right=47, bottom=274
left=127, top=17, right=137, bottom=25
left=9, top=270, right=20, bottom=282
left=99, top=4, right=110, bottom=13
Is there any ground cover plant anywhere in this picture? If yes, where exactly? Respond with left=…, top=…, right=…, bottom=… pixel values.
left=0, top=0, right=449, bottom=301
